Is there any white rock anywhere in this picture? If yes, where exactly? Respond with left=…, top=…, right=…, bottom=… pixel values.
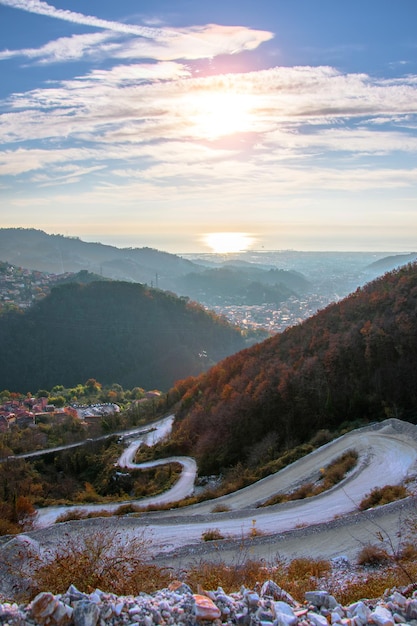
left=349, top=600, right=371, bottom=625
left=370, top=605, right=395, bottom=626
left=391, top=592, right=407, bottom=608
left=275, top=610, right=298, bottom=626
left=307, top=611, right=330, bottom=626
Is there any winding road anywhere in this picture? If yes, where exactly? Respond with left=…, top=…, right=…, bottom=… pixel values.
left=34, top=415, right=198, bottom=528
left=18, top=418, right=417, bottom=565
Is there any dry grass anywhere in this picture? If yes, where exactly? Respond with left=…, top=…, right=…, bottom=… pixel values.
left=211, top=503, right=231, bottom=513
left=184, top=557, right=333, bottom=601
left=55, top=502, right=147, bottom=523
left=359, top=484, right=409, bottom=510
left=357, top=543, right=390, bottom=566
left=5, top=490, right=417, bottom=607
left=55, top=508, right=114, bottom=523
left=248, top=519, right=265, bottom=537
left=261, top=450, right=358, bottom=507
left=201, top=528, right=225, bottom=541
left=6, top=529, right=172, bottom=601
left=184, top=558, right=277, bottom=593
left=7, top=527, right=417, bottom=606
left=327, top=568, right=405, bottom=606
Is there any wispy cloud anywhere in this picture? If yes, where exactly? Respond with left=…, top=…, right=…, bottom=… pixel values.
left=0, top=1, right=273, bottom=65
left=0, top=31, right=120, bottom=63
left=0, top=0, right=172, bottom=39
left=1, top=1, right=417, bottom=250
left=2, top=65, right=417, bottom=151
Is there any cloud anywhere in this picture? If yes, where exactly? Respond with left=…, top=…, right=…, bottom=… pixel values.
left=0, top=146, right=103, bottom=176
left=259, top=126, right=417, bottom=157
left=0, top=2, right=273, bottom=64
left=3, top=65, right=417, bottom=149
left=31, top=164, right=105, bottom=186
left=1, top=45, right=417, bottom=207
left=0, top=0, right=172, bottom=39
left=0, top=31, right=120, bottom=64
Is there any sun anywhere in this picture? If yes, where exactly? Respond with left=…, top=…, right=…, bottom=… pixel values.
left=203, top=232, right=255, bottom=254
left=185, top=90, right=256, bottom=139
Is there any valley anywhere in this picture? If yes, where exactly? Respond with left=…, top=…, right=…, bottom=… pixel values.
left=5, top=417, right=417, bottom=573
left=2, top=232, right=417, bottom=602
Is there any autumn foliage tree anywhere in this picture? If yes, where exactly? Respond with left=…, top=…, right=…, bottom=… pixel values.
left=170, top=263, right=417, bottom=474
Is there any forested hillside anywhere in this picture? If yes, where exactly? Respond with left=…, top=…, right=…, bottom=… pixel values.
left=169, top=263, right=417, bottom=473
left=176, top=266, right=308, bottom=306
left=0, top=228, right=199, bottom=290
left=0, top=229, right=311, bottom=309
left=0, top=281, right=247, bottom=392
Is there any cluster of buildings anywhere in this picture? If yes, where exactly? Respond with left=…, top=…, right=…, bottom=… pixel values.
left=209, top=293, right=336, bottom=334
left=0, top=263, right=50, bottom=310
left=1, top=259, right=341, bottom=336
left=0, top=396, right=59, bottom=432
left=0, top=262, right=70, bottom=310
left=0, top=396, right=121, bottom=433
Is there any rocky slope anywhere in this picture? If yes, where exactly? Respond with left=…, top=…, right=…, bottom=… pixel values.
left=2, top=578, right=417, bottom=625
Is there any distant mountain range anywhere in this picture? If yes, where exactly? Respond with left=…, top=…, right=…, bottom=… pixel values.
left=0, top=228, right=198, bottom=292
left=176, top=265, right=309, bottom=305
left=0, top=280, right=249, bottom=392
left=0, top=229, right=310, bottom=304
left=169, top=262, right=417, bottom=474
left=365, top=252, right=417, bottom=276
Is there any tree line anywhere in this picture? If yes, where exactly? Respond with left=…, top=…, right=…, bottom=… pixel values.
left=0, top=280, right=248, bottom=392
left=167, top=263, right=417, bottom=474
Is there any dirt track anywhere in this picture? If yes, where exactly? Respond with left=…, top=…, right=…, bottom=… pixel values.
left=3, top=418, right=417, bottom=578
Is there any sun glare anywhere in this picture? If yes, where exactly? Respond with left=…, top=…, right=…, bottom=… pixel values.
left=186, top=91, right=255, bottom=139
left=203, top=232, right=255, bottom=254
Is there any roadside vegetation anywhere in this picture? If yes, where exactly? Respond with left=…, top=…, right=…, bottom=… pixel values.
left=5, top=513, right=417, bottom=605
left=359, top=484, right=409, bottom=510
left=1, top=395, right=360, bottom=537
left=0, top=380, right=168, bottom=459
left=259, top=450, right=358, bottom=507
left=136, top=429, right=361, bottom=513
left=0, top=412, right=181, bottom=536
left=169, top=263, right=417, bottom=477
left=0, top=380, right=177, bottom=535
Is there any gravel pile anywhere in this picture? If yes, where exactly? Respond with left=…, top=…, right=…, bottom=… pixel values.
left=2, top=578, right=417, bottom=626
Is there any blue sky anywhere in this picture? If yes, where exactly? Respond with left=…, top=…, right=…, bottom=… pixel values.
left=1, top=0, right=417, bottom=253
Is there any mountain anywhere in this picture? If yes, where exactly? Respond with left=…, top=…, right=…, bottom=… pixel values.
left=169, top=262, right=417, bottom=474
left=0, top=280, right=248, bottom=392
left=176, top=265, right=309, bottom=305
left=0, top=228, right=200, bottom=291
left=365, top=252, right=417, bottom=277
left=0, top=229, right=311, bottom=310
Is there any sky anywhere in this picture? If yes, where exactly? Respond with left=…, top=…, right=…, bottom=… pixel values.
left=1, top=0, right=417, bottom=254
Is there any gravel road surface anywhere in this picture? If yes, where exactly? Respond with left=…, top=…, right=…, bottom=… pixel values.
left=4, top=418, right=417, bottom=575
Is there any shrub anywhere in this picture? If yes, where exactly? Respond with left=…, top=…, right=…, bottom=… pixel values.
left=260, top=450, right=358, bottom=507
left=185, top=558, right=277, bottom=593
left=55, top=508, right=114, bottom=523
left=357, top=543, right=390, bottom=567
left=0, top=517, right=19, bottom=536
left=7, top=528, right=171, bottom=600
left=359, top=485, right=408, bottom=510
left=201, top=528, right=225, bottom=541
left=184, top=555, right=335, bottom=601
left=248, top=519, right=264, bottom=537
left=286, top=557, right=330, bottom=580
left=114, top=503, right=142, bottom=515
left=321, top=450, right=358, bottom=489
left=211, top=503, right=230, bottom=513
left=310, top=429, right=332, bottom=447
left=329, top=569, right=404, bottom=606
